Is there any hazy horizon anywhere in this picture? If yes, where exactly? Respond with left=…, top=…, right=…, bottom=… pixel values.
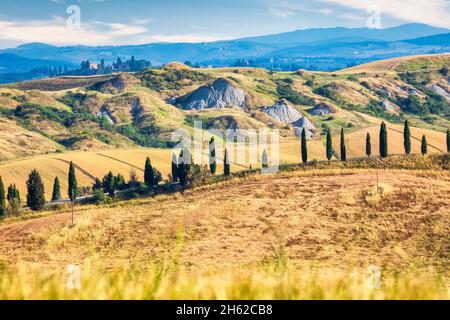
left=0, top=0, right=449, bottom=48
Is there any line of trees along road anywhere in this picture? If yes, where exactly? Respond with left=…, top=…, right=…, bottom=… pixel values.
left=0, top=122, right=449, bottom=218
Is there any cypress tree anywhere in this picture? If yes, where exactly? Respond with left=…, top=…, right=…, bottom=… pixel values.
left=262, top=149, right=269, bottom=168
left=115, top=174, right=126, bottom=190
left=68, top=162, right=78, bottom=203
left=209, top=137, right=217, bottom=174
left=7, top=184, right=20, bottom=204
left=7, top=184, right=20, bottom=214
left=301, top=128, right=308, bottom=163
left=26, top=169, right=46, bottom=211
left=340, top=128, right=347, bottom=161
left=366, top=133, right=372, bottom=157
left=326, top=129, right=333, bottom=161
left=103, top=171, right=116, bottom=196
left=447, top=129, right=450, bottom=153
left=51, top=177, right=61, bottom=201
left=144, top=157, right=154, bottom=187
left=403, top=119, right=411, bottom=155
left=171, top=153, right=178, bottom=182
left=178, top=148, right=192, bottom=187
left=224, top=149, right=230, bottom=176
left=13, top=185, right=20, bottom=204
left=421, top=135, right=428, bottom=155
left=15, top=187, right=21, bottom=205
left=7, top=184, right=15, bottom=203
left=379, top=122, right=388, bottom=158
left=0, top=176, right=5, bottom=217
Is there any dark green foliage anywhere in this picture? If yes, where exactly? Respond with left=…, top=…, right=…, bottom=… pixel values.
left=262, top=150, right=269, bottom=168
left=326, top=130, right=333, bottom=160
left=171, top=153, right=178, bottom=182
left=447, top=129, right=450, bottom=153
left=7, top=184, right=20, bottom=204
left=103, top=171, right=116, bottom=196
left=403, top=119, right=411, bottom=155
left=421, top=135, right=428, bottom=155
left=305, top=79, right=314, bottom=87
left=401, top=95, right=426, bottom=115
left=26, top=169, right=46, bottom=211
left=144, top=157, right=154, bottom=187
left=379, top=122, right=388, bottom=158
left=301, top=128, right=308, bottom=163
left=0, top=176, right=5, bottom=217
left=7, top=184, right=20, bottom=215
left=340, top=101, right=404, bottom=124
left=139, top=68, right=211, bottom=92
left=209, top=137, right=217, bottom=174
left=114, top=174, right=126, bottom=191
left=92, top=189, right=108, bottom=205
left=439, top=66, right=449, bottom=76
left=68, top=161, right=78, bottom=203
left=360, top=81, right=371, bottom=89
left=117, top=124, right=174, bottom=148
left=224, top=149, right=230, bottom=176
left=92, top=178, right=103, bottom=191
left=178, top=148, right=192, bottom=187
left=398, top=72, right=450, bottom=116
left=313, top=86, right=340, bottom=103
left=366, top=133, right=372, bottom=157
left=51, top=177, right=61, bottom=201
left=347, top=75, right=358, bottom=82
left=177, top=148, right=207, bottom=187
left=276, top=80, right=315, bottom=106
left=340, top=128, right=347, bottom=161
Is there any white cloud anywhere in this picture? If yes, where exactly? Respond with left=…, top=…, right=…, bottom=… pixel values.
left=0, top=17, right=222, bottom=47
left=267, top=0, right=333, bottom=18
left=136, top=34, right=227, bottom=43
left=321, top=0, right=450, bottom=28
left=0, top=19, right=111, bottom=46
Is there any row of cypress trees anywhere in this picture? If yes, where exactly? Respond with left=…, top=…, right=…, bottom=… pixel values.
left=1, top=123, right=449, bottom=216
left=0, top=162, right=78, bottom=214
left=299, top=121, right=450, bottom=163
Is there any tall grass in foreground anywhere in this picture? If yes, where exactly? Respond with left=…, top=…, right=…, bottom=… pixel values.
left=0, top=263, right=447, bottom=300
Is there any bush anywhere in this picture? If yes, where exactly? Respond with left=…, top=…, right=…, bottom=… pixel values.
left=92, top=190, right=109, bottom=205
left=276, top=80, right=315, bottom=106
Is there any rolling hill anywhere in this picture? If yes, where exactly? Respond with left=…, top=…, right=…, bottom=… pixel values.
left=0, top=167, right=448, bottom=299
left=0, top=53, right=449, bottom=300
left=0, top=54, right=449, bottom=198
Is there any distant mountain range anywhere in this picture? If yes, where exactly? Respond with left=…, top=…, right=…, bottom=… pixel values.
left=0, top=23, right=449, bottom=82
left=0, top=53, right=75, bottom=73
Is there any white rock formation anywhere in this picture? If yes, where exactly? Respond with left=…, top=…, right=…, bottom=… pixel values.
left=430, top=84, right=450, bottom=102
left=308, top=103, right=336, bottom=116
left=177, top=78, right=248, bottom=110
left=380, top=100, right=401, bottom=114
left=262, top=99, right=315, bottom=138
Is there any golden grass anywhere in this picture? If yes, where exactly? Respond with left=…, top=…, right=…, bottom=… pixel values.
left=0, top=262, right=447, bottom=300
left=0, top=148, right=173, bottom=201
left=0, top=169, right=448, bottom=299
left=336, top=54, right=450, bottom=74
left=0, top=116, right=448, bottom=201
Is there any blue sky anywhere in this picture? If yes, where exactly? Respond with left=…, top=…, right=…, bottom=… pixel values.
left=0, top=0, right=449, bottom=48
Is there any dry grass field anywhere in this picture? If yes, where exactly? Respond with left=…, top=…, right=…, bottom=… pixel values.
left=0, top=117, right=446, bottom=201
left=0, top=168, right=448, bottom=299
left=335, top=54, right=450, bottom=74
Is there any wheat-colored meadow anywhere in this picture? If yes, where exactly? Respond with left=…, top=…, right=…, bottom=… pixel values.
left=0, top=168, right=448, bottom=299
